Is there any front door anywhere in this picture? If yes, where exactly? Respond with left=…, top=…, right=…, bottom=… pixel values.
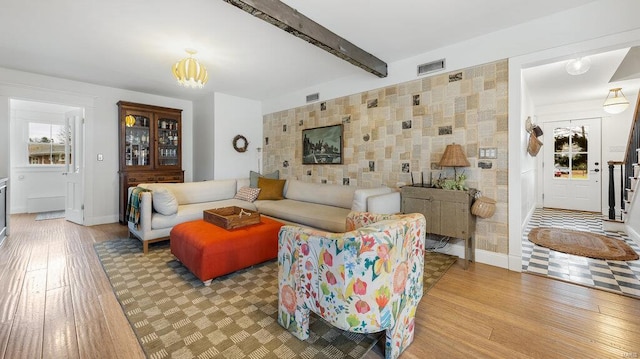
left=543, top=118, right=602, bottom=212
left=64, top=109, right=84, bottom=224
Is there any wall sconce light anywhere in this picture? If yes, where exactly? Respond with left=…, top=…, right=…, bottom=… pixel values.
left=603, top=88, right=629, bottom=114
left=438, top=143, right=470, bottom=178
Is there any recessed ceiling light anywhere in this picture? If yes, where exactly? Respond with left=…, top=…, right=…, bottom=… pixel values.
left=565, top=57, right=591, bottom=75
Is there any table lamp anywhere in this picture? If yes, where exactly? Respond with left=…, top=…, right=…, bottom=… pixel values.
left=438, top=143, right=470, bottom=178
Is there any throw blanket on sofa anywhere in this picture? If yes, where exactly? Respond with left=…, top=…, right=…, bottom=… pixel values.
left=126, top=187, right=151, bottom=228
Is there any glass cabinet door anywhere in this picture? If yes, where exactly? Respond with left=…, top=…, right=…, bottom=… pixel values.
left=124, top=112, right=151, bottom=168
left=155, top=115, right=181, bottom=168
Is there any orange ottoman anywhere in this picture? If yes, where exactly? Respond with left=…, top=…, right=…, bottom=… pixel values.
left=170, top=217, right=284, bottom=285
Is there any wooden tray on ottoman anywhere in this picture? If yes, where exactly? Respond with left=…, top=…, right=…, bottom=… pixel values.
left=203, top=206, right=260, bottom=229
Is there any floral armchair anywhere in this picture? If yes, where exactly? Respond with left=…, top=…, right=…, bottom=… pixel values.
left=277, top=212, right=426, bottom=359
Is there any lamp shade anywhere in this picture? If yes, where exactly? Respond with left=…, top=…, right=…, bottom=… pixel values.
left=172, top=49, right=208, bottom=88
left=603, top=88, right=629, bottom=114
left=439, top=144, right=470, bottom=167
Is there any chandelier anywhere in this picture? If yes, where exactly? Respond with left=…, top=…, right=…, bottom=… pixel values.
left=171, top=49, right=208, bottom=88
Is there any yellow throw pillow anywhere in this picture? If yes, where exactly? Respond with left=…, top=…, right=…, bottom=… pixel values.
left=257, top=177, right=286, bottom=200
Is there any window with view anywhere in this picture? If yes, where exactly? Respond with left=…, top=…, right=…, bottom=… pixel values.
left=28, top=122, right=72, bottom=165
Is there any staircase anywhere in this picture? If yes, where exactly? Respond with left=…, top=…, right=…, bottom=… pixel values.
left=605, top=94, right=640, bottom=242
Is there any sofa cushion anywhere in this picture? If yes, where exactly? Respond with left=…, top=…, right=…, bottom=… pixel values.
left=234, top=186, right=261, bottom=202
left=142, top=180, right=237, bottom=205
left=152, top=187, right=178, bottom=215
left=284, top=180, right=356, bottom=209
left=255, top=199, right=350, bottom=232
left=236, top=178, right=250, bottom=191
left=351, top=187, right=393, bottom=211
left=257, top=177, right=286, bottom=200
left=250, top=170, right=279, bottom=188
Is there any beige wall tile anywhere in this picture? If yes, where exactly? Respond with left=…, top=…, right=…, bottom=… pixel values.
left=262, top=59, right=509, bottom=254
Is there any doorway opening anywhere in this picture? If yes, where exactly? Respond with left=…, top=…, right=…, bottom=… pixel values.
left=9, top=99, right=85, bottom=225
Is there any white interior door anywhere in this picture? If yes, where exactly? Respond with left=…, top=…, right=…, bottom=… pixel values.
left=543, top=118, right=602, bottom=212
left=64, top=109, right=84, bottom=224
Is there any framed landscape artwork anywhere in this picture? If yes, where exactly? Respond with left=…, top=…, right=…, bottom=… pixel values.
left=302, top=124, right=343, bottom=165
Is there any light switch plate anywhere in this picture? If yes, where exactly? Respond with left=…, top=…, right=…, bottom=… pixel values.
left=97, top=153, right=104, bottom=161
left=479, top=147, right=497, bottom=159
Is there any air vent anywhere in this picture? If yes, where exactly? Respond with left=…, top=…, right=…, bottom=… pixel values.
left=417, top=59, right=446, bottom=76
left=306, top=93, right=320, bottom=103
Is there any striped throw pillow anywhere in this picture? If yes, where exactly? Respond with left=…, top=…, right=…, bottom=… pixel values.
left=234, top=187, right=261, bottom=202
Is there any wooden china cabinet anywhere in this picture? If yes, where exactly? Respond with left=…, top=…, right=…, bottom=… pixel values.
left=117, top=101, right=184, bottom=223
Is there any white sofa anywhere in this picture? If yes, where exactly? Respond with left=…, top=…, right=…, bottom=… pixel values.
left=128, top=178, right=400, bottom=253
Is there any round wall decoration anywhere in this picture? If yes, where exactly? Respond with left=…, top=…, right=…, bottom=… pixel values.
left=233, top=135, right=248, bottom=153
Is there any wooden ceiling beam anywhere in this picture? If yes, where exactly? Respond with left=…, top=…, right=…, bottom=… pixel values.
left=222, top=0, right=388, bottom=78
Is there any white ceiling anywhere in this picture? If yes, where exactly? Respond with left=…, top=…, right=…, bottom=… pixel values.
left=523, top=47, right=640, bottom=108
left=0, top=0, right=601, bottom=103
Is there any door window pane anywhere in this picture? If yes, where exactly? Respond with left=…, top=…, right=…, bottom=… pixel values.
left=552, top=125, right=588, bottom=180
left=28, top=122, right=72, bottom=165
left=572, top=154, right=588, bottom=179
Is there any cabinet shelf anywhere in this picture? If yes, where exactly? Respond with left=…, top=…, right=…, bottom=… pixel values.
left=117, top=101, right=184, bottom=223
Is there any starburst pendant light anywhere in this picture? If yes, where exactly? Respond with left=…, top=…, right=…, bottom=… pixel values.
left=172, top=49, right=208, bottom=88
left=603, top=88, right=629, bottom=114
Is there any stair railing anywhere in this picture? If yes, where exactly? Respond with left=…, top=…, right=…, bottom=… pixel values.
left=607, top=161, right=624, bottom=219
left=608, top=93, right=640, bottom=220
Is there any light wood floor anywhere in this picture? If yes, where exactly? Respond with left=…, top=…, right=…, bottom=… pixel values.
left=1, top=214, right=639, bottom=359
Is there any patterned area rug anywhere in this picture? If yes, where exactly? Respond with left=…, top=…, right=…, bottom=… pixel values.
left=423, top=251, right=457, bottom=292
left=95, top=239, right=458, bottom=359
left=528, top=227, right=639, bottom=261
left=95, top=239, right=379, bottom=359
left=35, top=210, right=65, bottom=221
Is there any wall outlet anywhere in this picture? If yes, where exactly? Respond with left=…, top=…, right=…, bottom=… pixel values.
left=97, top=153, right=104, bottom=161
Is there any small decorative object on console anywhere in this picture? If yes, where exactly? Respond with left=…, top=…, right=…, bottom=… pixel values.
left=435, top=173, right=468, bottom=190
left=471, top=194, right=496, bottom=218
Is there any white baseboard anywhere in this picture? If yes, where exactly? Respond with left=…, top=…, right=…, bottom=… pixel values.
left=427, top=237, right=464, bottom=258
left=476, top=249, right=509, bottom=269
left=426, top=237, right=510, bottom=269
left=508, top=254, right=523, bottom=272
left=522, top=205, right=536, bottom=232
left=10, top=206, right=26, bottom=214
left=84, top=215, right=119, bottom=226
left=626, top=224, right=640, bottom=247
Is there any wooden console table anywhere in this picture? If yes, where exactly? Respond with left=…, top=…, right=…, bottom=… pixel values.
left=401, top=186, right=477, bottom=268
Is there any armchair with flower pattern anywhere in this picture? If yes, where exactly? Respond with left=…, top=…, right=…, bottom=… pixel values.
left=277, top=212, right=426, bottom=359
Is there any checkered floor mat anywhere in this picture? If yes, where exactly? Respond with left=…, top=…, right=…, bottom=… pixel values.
left=522, top=208, right=640, bottom=298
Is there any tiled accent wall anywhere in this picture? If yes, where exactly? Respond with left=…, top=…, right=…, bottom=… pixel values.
left=263, top=60, right=508, bottom=254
